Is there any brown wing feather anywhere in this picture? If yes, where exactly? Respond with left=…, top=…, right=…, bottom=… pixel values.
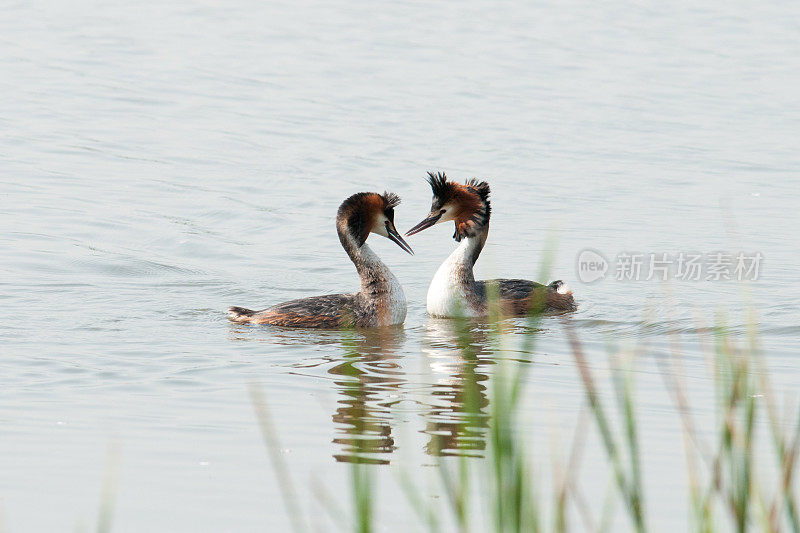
left=476, top=279, right=576, bottom=315
left=229, top=294, right=356, bottom=328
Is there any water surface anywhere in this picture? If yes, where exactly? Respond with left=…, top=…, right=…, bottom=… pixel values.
left=2, top=0, right=799, bottom=530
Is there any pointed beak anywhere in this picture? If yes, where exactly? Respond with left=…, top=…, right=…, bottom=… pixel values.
left=406, top=211, right=443, bottom=237
left=385, top=221, right=414, bottom=255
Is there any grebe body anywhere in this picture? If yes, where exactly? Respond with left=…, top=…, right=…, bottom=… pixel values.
left=228, top=192, right=412, bottom=328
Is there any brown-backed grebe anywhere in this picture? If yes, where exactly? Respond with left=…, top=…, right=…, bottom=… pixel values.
left=228, top=192, right=413, bottom=328
left=405, top=172, right=575, bottom=318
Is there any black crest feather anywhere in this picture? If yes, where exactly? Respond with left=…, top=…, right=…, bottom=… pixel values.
left=465, top=178, right=490, bottom=202
left=426, top=171, right=451, bottom=200
left=381, top=191, right=401, bottom=210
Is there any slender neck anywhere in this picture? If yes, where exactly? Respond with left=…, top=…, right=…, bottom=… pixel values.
left=440, top=224, right=489, bottom=286
left=453, top=225, right=488, bottom=267
left=338, top=230, right=396, bottom=294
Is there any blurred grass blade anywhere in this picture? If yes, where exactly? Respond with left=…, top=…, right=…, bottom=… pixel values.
left=97, top=441, right=121, bottom=533
left=249, top=384, right=308, bottom=533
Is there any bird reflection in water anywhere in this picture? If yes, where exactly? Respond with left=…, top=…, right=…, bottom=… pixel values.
left=420, top=318, right=492, bottom=458
left=328, top=326, right=406, bottom=464
left=230, top=315, right=528, bottom=463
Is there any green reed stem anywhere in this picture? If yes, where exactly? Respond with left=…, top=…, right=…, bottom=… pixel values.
left=564, top=323, right=646, bottom=533
left=249, top=384, right=308, bottom=533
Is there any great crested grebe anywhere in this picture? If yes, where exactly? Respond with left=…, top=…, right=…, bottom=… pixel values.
left=405, top=172, right=575, bottom=318
left=228, top=191, right=413, bottom=328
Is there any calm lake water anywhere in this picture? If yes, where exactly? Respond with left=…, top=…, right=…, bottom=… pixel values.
left=2, top=0, right=799, bottom=530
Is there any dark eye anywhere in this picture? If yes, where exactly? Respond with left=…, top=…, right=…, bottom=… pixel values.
left=384, top=208, right=394, bottom=222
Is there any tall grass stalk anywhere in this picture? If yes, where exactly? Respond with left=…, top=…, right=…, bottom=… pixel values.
left=249, top=384, right=308, bottom=533
left=96, top=441, right=121, bottom=533
left=563, top=322, right=647, bottom=532
left=340, top=331, right=375, bottom=533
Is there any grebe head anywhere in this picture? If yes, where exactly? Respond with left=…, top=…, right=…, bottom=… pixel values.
left=406, top=171, right=491, bottom=242
left=336, top=191, right=414, bottom=254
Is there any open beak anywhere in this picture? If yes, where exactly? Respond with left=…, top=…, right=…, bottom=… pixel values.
left=405, top=211, right=443, bottom=237
left=385, top=221, right=414, bottom=255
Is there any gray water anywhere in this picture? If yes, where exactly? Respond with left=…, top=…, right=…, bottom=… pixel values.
left=2, top=0, right=799, bottom=530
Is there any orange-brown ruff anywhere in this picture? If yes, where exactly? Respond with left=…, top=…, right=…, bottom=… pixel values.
left=228, top=192, right=413, bottom=328
left=406, top=172, right=576, bottom=317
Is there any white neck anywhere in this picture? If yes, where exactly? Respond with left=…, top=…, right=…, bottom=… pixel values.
left=426, top=229, right=487, bottom=317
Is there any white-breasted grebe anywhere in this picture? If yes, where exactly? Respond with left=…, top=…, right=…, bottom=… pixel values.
left=228, top=191, right=413, bottom=328
left=405, top=172, right=576, bottom=318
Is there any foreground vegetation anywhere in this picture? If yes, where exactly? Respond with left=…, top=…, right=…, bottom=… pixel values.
left=251, top=296, right=800, bottom=532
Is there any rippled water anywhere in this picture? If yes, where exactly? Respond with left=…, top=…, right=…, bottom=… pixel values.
left=2, top=0, right=799, bottom=530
